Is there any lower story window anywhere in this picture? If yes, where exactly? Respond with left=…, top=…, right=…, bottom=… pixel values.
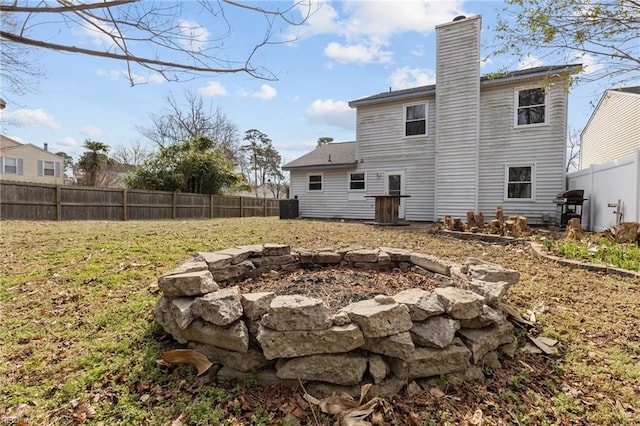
left=308, top=174, right=322, bottom=191
left=506, top=165, right=533, bottom=199
left=349, top=172, right=365, bottom=190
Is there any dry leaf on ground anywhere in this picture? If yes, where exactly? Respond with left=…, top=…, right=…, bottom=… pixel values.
left=160, top=349, right=212, bottom=376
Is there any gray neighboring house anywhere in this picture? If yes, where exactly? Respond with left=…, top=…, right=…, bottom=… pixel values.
left=284, top=15, right=580, bottom=224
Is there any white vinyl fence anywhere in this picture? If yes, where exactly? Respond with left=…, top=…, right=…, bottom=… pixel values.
left=567, top=150, right=640, bottom=232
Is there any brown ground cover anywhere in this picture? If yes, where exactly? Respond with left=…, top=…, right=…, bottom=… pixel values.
left=1, top=218, right=638, bottom=425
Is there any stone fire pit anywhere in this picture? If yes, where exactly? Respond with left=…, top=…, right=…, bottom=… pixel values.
left=153, top=244, right=520, bottom=395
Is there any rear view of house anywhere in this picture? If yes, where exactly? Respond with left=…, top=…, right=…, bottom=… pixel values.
left=284, top=15, right=580, bottom=224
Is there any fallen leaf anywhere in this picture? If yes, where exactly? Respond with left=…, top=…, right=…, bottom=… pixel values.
left=160, top=349, right=212, bottom=376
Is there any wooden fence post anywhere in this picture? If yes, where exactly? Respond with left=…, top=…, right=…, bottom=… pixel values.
left=56, top=185, right=62, bottom=221
left=210, top=194, right=214, bottom=219
left=123, top=189, right=128, bottom=221
left=240, top=197, right=244, bottom=218
left=172, top=192, right=177, bottom=219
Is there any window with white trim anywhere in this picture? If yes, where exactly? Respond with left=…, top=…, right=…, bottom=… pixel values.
left=506, top=165, right=533, bottom=199
left=308, top=174, right=323, bottom=191
left=404, top=102, right=427, bottom=137
left=3, top=157, right=18, bottom=174
left=349, top=172, right=365, bottom=191
left=43, top=161, right=55, bottom=176
left=515, top=87, right=547, bottom=126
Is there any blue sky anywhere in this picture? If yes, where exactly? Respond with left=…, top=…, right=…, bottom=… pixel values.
left=0, top=1, right=611, bottom=165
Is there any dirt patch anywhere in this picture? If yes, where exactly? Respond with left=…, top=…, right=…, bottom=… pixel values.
left=238, top=267, right=442, bottom=312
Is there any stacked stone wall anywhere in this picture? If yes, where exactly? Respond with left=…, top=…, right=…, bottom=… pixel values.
left=153, top=244, right=520, bottom=395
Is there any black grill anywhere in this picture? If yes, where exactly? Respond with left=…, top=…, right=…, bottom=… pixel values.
left=553, top=190, right=587, bottom=226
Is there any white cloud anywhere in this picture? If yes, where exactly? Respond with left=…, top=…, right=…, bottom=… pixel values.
left=177, top=19, right=210, bottom=52
left=518, top=55, right=544, bottom=70
left=80, top=125, right=105, bottom=139
left=96, top=69, right=164, bottom=84
left=569, top=52, right=604, bottom=74
left=389, top=66, right=436, bottom=90
left=306, top=99, right=355, bottom=130
left=2, top=108, right=62, bottom=131
left=325, top=41, right=392, bottom=64
left=239, top=84, right=277, bottom=100
left=198, top=81, right=228, bottom=97
left=59, top=136, right=78, bottom=148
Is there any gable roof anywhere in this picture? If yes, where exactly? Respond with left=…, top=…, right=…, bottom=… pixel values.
left=580, top=86, right=640, bottom=138
left=0, top=134, right=65, bottom=161
left=617, top=86, right=640, bottom=95
left=349, top=64, right=582, bottom=107
left=282, top=142, right=357, bottom=170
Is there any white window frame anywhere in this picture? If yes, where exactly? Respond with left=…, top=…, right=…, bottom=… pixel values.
left=348, top=171, right=366, bottom=192
left=504, top=164, right=535, bottom=201
left=3, top=157, right=18, bottom=174
left=403, top=101, right=428, bottom=138
left=307, top=173, right=323, bottom=192
left=514, top=86, right=549, bottom=128
left=43, top=160, right=55, bottom=176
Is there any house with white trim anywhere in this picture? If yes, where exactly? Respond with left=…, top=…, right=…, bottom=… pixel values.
left=284, top=15, right=580, bottom=225
left=0, top=135, right=65, bottom=185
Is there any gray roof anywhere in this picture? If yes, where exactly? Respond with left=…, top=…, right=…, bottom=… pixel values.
left=282, top=141, right=357, bottom=170
left=616, top=86, right=640, bottom=95
left=349, top=64, right=582, bottom=107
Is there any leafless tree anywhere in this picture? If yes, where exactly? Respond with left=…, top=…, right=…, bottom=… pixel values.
left=566, top=128, right=581, bottom=172
left=0, top=13, right=44, bottom=98
left=1, top=1, right=315, bottom=93
left=137, top=91, right=240, bottom=163
left=111, top=140, right=151, bottom=166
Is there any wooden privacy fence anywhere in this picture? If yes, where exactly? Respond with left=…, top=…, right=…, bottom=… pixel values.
left=0, top=181, right=280, bottom=221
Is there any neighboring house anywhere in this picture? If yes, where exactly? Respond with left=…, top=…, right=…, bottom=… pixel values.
left=284, top=15, right=580, bottom=224
left=580, top=86, right=640, bottom=169
left=0, top=135, right=65, bottom=185
left=567, top=87, right=640, bottom=231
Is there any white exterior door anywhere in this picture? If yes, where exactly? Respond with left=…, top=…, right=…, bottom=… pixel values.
left=385, top=171, right=406, bottom=219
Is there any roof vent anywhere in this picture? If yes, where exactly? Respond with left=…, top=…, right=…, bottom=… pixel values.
left=453, top=15, right=466, bottom=22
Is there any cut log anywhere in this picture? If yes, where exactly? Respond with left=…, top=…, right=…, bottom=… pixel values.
left=496, top=206, right=504, bottom=223
left=453, top=217, right=465, bottom=231
left=565, top=217, right=583, bottom=241
left=444, top=215, right=453, bottom=230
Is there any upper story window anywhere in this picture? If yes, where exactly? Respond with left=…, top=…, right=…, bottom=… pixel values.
left=404, top=102, right=427, bottom=137
left=43, top=161, right=55, bottom=176
left=1, top=157, right=23, bottom=175
left=349, top=172, right=365, bottom=191
left=515, top=87, right=547, bottom=126
left=308, top=174, right=323, bottom=191
left=506, top=165, right=534, bottom=200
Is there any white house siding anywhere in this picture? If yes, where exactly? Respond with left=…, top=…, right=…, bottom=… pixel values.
left=568, top=150, right=640, bottom=231
left=354, top=99, right=437, bottom=221
left=289, top=169, right=374, bottom=219
left=580, top=91, right=640, bottom=168
left=477, top=81, right=569, bottom=224
left=0, top=144, right=64, bottom=185
left=434, top=16, right=481, bottom=220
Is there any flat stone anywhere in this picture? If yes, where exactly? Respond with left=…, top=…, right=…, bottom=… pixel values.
left=153, top=296, right=186, bottom=343
left=465, top=279, right=512, bottom=308
left=192, top=286, right=243, bottom=326
left=362, top=331, right=415, bottom=361
left=457, top=321, right=515, bottom=364
left=196, top=252, right=232, bottom=269
left=263, top=295, right=332, bottom=331
left=257, top=323, right=365, bottom=359
left=467, top=261, right=520, bottom=285
left=344, top=249, right=379, bottom=263
left=157, top=270, right=219, bottom=298
left=404, top=338, right=472, bottom=379
left=393, top=289, right=445, bottom=321
left=236, top=244, right=264, bottom=257
left=410, top=316, right=460, bottom=349
left=374, top=295, right=395, bottom=304
left=214, top=247, right=255, bottom=264
left=251, top=255, right=297, bottom=269
left=459, top=305, right=504, bottom=329
left=410, top=253, right=454, bottom=276
left=169, top=297, right=196, bottom=329
left=216, top=367, right=297, bottom=388
left=241, top=292, right=276, bottom=321
left=377, top=251, right=392, bottom=265
left=341, top=299, right=413, bottom=338
left=331, top=311, right=352, bottom=326
left=380, top=247, right=414, bottom=262
left=263, top=243, right=291, bottom=256
left=276, top=353, right=368, bottom=386
left=368, top=355, right=390, bottom=384
left=210, top=260, right=255, bottom=283
left=190, top=342, right=270, bottom=372
left=313, top=251, right=342, bottom=264
left=183, top=319, right=249, bottom=353
left=433, top=287, right=485, bottom=319
left=160, top=260, right=208, bottom=277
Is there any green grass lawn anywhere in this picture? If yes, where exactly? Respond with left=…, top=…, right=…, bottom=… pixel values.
left=1, top=218, right=638, bottom=425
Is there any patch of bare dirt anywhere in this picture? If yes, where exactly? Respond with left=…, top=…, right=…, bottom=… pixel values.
left=239, top=267, right=441, bottom=312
